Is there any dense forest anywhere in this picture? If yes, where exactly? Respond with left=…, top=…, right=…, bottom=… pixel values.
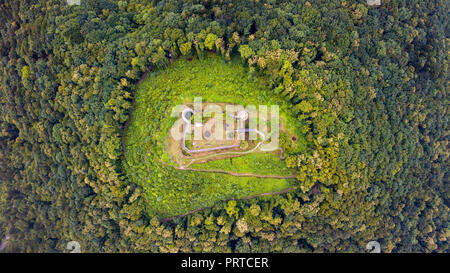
left=0, top=0, right=448, bottom=252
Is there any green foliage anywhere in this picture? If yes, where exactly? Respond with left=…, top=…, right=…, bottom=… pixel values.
left=225, top=200, right=239, bottom=219
left=238, top=44, right=253, bottom=60
left=0, top=0, right=447, bottom=254
left=179, top=41, right=192, bottom=56
left=204, top=33, right=217, bottom=50
left=21, top=65, right=29, bottom=81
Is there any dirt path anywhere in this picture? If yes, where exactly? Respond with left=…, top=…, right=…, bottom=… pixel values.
left=173, top=166, right=297, bottom=179
left=154, top=158, right=299, bottom=222
left=158, top=158, right=297, bottom=179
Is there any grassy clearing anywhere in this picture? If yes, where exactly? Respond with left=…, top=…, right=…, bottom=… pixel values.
left=124, top=54, right=301, bottom=218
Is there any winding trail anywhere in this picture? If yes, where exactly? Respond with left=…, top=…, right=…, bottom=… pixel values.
left=172, top=165, right=297, bottom=179
left=158, top=157, right=297, bottom=179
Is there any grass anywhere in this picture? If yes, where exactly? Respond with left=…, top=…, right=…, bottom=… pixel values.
left=190, top=151, right=296, bottom=176
left=124, top=53, right=301, bottom=218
